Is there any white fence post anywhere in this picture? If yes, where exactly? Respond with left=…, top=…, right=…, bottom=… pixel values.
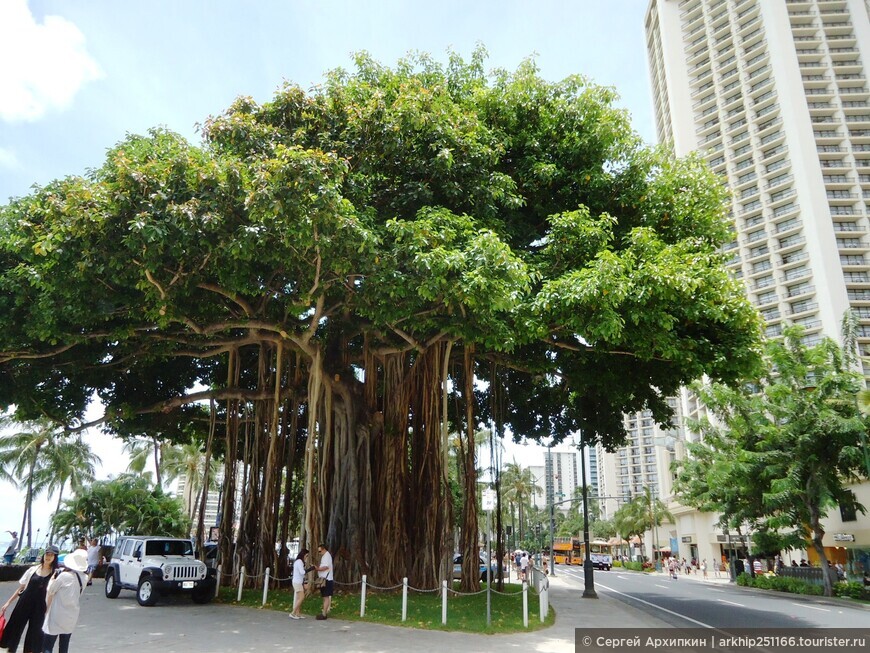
left=360, top=574, right=367, bottom=617
left=215, top=564, right=222, bottom=598
left=539, top=577, right=548, bottom=622
left=441, top=579, right=447, bottom=625
left=401, top=577, right=408, bottom=622
left=262, top=567, right=270, bottom=606
left=237, top=566, right=245, bottom=602
left=522, top=580, right=528, bottom=628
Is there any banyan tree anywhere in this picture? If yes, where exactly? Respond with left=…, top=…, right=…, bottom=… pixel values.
left=0, top=50, right=762, bottom=590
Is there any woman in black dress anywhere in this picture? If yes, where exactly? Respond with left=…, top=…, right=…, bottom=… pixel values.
left=0, top=545, right=59, bottom=653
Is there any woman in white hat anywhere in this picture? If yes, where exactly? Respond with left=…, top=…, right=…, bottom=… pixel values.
left=0, top=545, right=59, bottom=653
left=42, top=548, right=87, bottom=653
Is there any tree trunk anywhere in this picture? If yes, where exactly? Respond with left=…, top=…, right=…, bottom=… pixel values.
left=459, top=345, right=480, bottom=592
left=47, top=482, right=66, bottom=545
left=809, top=504, right=833, bottom=597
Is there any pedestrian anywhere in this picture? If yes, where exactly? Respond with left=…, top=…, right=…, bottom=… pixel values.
left=668, top=557, right=678, bottom=580
left=0, top=545, right=59, bottom=653
left=701, top=559, right=707, bottom=579
left=42, top=548, right=87, bottom=653
left=314, top=543, right=333, bottom=621
left=288, top=548, right=310, bottom=620
left=4, top=531, right=19, bottom=565
left=85, top=538, right=101, bottom=587
left=520, top=551, right=529, bottom=582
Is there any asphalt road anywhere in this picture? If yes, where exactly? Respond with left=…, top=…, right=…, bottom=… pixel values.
left=553, top=564, right=870, bottom=630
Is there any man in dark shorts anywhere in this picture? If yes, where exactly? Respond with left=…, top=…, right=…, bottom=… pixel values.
left=314, top=543, right=333, bottom=620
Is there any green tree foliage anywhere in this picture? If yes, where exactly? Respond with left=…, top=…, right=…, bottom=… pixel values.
left=0, top=417, right=97, bottom=547
left=675, top=326, right=867, bottom=596
left=0, top=50, right=761, bottom=587
left=501, top=461, right=542, bottom=543
left=51, top=474, right=190, bottom=542
left=612, top=488, right=673, bottom=560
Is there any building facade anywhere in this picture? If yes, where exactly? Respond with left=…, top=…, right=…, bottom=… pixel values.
left=644, top=0, right=870, bottom=576
left=529, top=449, right=580, bottom=514
left=597, top=398, right=683, bottom=560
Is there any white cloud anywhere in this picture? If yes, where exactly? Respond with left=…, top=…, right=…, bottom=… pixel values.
left=0, top=147, right=19, bottom=169
left=0, top=0, right=103, bottom=122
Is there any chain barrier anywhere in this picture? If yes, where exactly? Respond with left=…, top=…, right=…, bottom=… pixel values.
left=446, top=586, right=488, bottom=596
left=244, top=570, right=266, bottom=579
left=225, top=560, right=545, bottom=626
left=490, top=587, right=525, bottom=596
left=364, top=581, right=404, bottom=591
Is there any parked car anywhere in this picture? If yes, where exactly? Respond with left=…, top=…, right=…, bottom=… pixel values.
left=452, top=554, right=501, bottom=582
left=104, top=536, right=215, bottom=606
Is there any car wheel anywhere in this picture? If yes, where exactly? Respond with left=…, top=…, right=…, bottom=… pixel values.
left=192, top=586, right=213, bottom=604
left=137, top=575, right=159, bottom=606
left=104, top=569, right=121, bottom=598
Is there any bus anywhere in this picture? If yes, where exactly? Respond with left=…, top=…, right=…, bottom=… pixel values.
left=552, top=537, right=583, bottom=565
left=588, top=539, right=613, bottom=571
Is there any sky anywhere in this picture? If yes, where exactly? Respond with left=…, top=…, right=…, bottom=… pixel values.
left=0, top=0, right=654, bottom=544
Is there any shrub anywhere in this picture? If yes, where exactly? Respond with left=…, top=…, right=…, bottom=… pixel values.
left=737, top=572, right=822, bottom=595
left=833, top=581, right=869, bottom=601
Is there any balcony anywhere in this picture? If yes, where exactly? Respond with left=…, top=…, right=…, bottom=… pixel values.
left=781, top=251, right=809, bottom=266
left=787, top=283, right=815, bottom=298
left=778, top=234, right=806, bottom=251
left=783, top=266, right=811, bottom=281
left=767, top=173, right=793, bottom=190
left=789, top=301, right=819, bottom=316
left=774, top=206, right=801, bottom=223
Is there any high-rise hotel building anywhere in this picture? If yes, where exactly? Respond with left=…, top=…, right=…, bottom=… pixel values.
left=644, top=0, right=870, bottom=570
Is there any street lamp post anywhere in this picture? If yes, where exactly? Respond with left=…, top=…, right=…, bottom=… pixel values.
left=549, top=499, right=556, bottom=577
left=546, top=442, right=557, bottom=578
left=652, top=487, right=660, bottom=572
left=578, top=434, right=597, bottom=598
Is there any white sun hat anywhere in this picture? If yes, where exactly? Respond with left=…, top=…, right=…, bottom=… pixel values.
left=62, top=548, right=88, bottom=573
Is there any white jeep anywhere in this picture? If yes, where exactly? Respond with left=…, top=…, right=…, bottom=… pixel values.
left=104, top=536, right=215, bottom=606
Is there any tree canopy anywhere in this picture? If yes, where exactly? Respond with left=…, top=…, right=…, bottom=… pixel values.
left=51, top=474, right=191, bottom=543
left=0, top=50, right=761, bottom=587
left=674, top=324, right=868, bottom=596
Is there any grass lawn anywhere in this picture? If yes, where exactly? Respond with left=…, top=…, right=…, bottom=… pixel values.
left=217, top=580, right=555, bottom=634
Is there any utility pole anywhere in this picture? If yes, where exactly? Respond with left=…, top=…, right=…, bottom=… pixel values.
left=579, top=434, right=597, bottom=598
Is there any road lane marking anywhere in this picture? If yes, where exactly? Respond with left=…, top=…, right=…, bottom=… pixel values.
left=718, top=599, right=744, bottom=607
left=594, top=582, right=715, bottom=628
left=791, top=602, right=830, bottom=612
left=655, top=584, right=671, bottom=589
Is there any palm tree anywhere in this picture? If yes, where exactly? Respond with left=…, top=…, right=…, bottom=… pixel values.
left=38, top=437, right=101, bottom=544
left=162, top=443, right=218, bottom=519
left=123, top=435, right=170, bottom=487
left=501, top=461, right=541, bottom=544
left=0, top=417, right=61, bottom=549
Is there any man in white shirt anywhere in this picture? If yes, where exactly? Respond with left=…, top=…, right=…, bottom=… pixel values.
left=3, top=531, right=18, bottom=565
left=314, top=543, right=333, bottom=620
left=85, top=538, right=101, bottom=586
left=520, top=551, right=529, bottom=582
